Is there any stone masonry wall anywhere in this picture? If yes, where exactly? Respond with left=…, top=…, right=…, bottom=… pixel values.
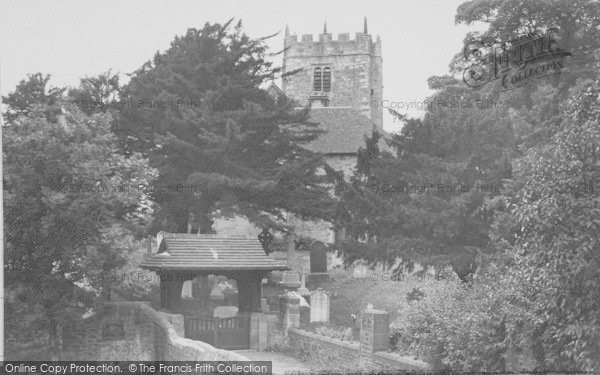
left=62, top=301, right=247, bottom=361
left=288, top=328, right=429, bottom=372
left=282, top=32, right=383, bottom=133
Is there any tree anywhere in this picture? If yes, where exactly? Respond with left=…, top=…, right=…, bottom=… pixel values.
left=2, top=73, right=65, bottom=123
left=68, top=70, right=122, bottom=116
left=117, top=19, right=335, bottom=234
left=494, top=79, right=600, bottom=370
left=4, top=96, right=155, bottom=358
left=336, top=76, right=512, bottom=282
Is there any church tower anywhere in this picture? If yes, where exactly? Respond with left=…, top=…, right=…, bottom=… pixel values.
left=282, top=18, right=383, bottom=133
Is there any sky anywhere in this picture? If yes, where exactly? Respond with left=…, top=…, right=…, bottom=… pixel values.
left=0, top=0, right=484, bottom=132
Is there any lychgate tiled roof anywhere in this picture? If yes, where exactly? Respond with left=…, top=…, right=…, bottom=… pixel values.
left=140, top=233, right=289, bottom=272
left=305, top=107, right=375, bottom=154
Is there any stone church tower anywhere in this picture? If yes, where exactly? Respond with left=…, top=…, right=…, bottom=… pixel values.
left=216, top=20, right=385, bottom=247
left=282, top=18, right=383, bottom=133
left=278, top=20, right=385, bottom=244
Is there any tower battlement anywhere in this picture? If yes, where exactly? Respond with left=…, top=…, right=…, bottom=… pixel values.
left=282, top=18, right=383, bottom=133
left=284, top=32, right=381, bottom=57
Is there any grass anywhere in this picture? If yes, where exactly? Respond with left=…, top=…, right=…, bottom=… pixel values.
left=314, top=268, right=450, bottom=328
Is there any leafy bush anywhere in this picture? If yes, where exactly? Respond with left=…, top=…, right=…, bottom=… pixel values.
left=406, top=287, right=425, bottom=302
left=323, top=267, right=448, bottom=327
left=391, top=265, right=533, bottom=372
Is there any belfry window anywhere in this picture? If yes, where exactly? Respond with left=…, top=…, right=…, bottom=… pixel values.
left=313, top=67, right=322, bottom=91
left=313, top=66, right=331, bottom=92
left=322, top=67, right=331, bottom=92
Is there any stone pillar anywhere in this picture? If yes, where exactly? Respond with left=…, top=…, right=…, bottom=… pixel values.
left=279, top=292, right=300, bottom=333
left=359, top=308, right=389, bottom=370
left=250, top=313, right=269, bottom=351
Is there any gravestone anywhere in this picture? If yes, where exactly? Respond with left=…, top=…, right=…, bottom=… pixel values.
left=209, top=281, right=225, bottom=302
left=310, top=241, right=328, bottom=273
left=181, top=280, right=193, bottom=299
left=352, top=261, right=368, bottom=279
left=309, top=288, right=330, bottom=323
left=213, top=305, right=238, bottom=319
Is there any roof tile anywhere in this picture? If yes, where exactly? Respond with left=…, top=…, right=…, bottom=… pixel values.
left=140, top=234, right=289, bottom=272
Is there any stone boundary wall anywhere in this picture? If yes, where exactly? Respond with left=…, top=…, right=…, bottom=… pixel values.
left=62, top=301, right=248, bottom=361
left=140, top=304, right=248, bottom=361
left=288, top=328, right=429, bottom=372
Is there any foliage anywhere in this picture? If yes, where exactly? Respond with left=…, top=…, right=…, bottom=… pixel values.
left=346, top=1, right=600, bottom=371
left=405, top=287, right=425, bottom=302
left=391, top=264, right=532, bottom=371
left=3, top=90, right=156, bottom=357
left=391, top=79, right=600, bottom=373
left=68, top=70, right=122, bottom=116
left=318, top=268, right=449, bottom=328
left=117, top=19, right=336, bottom=234
left=336, top=77, right=511, bottom=282
left=2, top=73, right=65, bottom=123
left=497, top=79, right=600, bottom=371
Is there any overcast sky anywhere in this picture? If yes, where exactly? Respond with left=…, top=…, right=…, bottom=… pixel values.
left=0, top=0, right=484, bottom=132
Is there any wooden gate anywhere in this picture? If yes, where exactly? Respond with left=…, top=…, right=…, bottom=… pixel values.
left=184, top=314, right=250, bottom=350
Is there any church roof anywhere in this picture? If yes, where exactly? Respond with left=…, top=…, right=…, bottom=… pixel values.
left=305, top=107, right=375, bottom=154
left=140, top=233, right=289, bottom=272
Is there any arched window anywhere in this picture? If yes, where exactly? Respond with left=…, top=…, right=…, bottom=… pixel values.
left=313, top=66, right=332, bottom=92
left=313, top=67, right=322, bottom=91
left=322, top=67, right=331, bottom=92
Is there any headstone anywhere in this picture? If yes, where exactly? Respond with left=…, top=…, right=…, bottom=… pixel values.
left=310, top=241, right=328, bottom=273
left=213, top=305, right=238, bottom=319
left=181, top=280, right=193, bottom=299
left=209, top=281, right=225, bottom=301
left=353, top=261, right=368, bottom=279
left=310, top=288, right=330, bottom=323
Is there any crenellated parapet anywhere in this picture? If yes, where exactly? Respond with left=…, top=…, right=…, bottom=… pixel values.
left=281, top=19, right=383, bottom=133
left=284, top=31, right=381, bottom=57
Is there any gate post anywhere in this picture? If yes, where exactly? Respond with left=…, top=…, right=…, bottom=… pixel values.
left=279, top=292, right=300, bottom=333
left=250, top=313, right=268, bottom=351
left=359, top=308, right=389, bottom=370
